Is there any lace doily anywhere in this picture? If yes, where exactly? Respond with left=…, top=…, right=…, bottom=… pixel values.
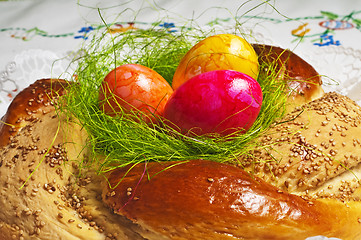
left=306, top=236, right=341, bottom=240
left=0, top=49, right=77, bottom=117
left=302, top=45, right=361, bottom=106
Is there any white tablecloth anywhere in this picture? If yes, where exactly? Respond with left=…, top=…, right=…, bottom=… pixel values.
left=1, top=1, right=361, bottom=238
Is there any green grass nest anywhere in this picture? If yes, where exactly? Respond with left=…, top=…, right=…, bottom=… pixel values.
left=62, top=24, right=288, bottom=174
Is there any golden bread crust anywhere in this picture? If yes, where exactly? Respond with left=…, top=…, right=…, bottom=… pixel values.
left=0, top=79, right=69, bottom=147
left=241, top=92, right=361, bottom=202
left=0, top=79, right=152, bottom=240
left=253, top=44, right=324, bottom=109
left=1, top=78, right=360, bottom=239
left=103, top=160, right=361, bottom=240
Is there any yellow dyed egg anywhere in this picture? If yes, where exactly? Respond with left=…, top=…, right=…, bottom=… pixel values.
left=172, top=34, right=259, bottom=90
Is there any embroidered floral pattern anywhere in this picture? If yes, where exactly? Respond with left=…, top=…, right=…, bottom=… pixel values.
left=74, top=26, right=95, bottom=40
left=314, top=34, right=341, bottom=47
left=108, top=23, right=136, bottom=34
left=290, top=10, right=361, bottom=46
left=1, top=27, right=74, bottom=41
left=159, top=22, right=177, bottom=32
left=1, top=10, right=361, bottom=47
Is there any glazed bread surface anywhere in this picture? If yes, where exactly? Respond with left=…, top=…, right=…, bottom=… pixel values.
left=0, top=79, right=161, bottom=240
left=0, top=77, right=360, bottom=239
left=103, top=159, right=361, bottom=240
left=241, top=92, right=361, bottom=201
left=253, top=44, right=324, bottom=109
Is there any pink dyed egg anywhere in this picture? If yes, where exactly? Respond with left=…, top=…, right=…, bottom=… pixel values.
left=163, top=70, right=263, bottom=136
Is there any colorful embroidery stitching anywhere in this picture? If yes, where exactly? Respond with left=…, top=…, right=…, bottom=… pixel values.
left=74, top=26, right=95, bottom=40
left=290, top=10, right=361, bottom=46
left=1, top=10, right=361, bottom=48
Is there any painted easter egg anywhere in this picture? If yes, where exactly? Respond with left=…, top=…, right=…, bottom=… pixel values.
left=99, top=64, right=173, bottom=122
left=172, top=34, right=259, bottom=90
left=163, top=70, right=263, bottom=136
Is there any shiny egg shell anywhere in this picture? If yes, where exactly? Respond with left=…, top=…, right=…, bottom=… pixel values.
left=172, top=34, right=259, bottom=90
left=163, top=70, right=263, bottom=136
left=99, top=64, right=173, bottom=122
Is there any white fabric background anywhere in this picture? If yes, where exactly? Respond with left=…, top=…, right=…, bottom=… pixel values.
left=1, top=0, right=361, bottom=68
left=1, top=2, right=361, bottom=238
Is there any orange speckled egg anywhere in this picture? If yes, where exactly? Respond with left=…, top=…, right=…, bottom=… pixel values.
left=99, top=64, right=173, bottom=122
left=172, top=34, right=259, bottom=90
